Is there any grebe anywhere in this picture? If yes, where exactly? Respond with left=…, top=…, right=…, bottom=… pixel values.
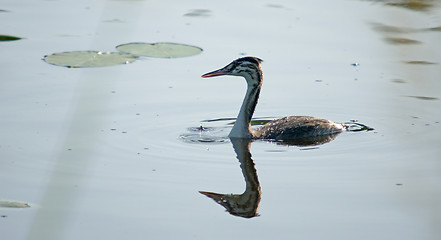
left=201, top=57, right=345, bottom=141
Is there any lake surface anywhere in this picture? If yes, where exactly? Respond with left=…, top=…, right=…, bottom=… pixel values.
left=1, top=0, right=440, bottom=239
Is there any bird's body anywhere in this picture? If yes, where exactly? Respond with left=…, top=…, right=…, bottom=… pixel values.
left=202, top=57, right=345, bottom=141
left=256, top=116, right=344, bottom=141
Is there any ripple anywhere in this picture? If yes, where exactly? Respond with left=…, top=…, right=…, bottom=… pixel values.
left=179, top=117, right=277, bottom=144
left=180, top=126, right=230, bottom=144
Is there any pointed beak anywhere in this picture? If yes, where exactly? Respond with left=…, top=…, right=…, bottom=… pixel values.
left=199, top=191, right=225, bottom=202
left=201, top=68, right=228, bottom=78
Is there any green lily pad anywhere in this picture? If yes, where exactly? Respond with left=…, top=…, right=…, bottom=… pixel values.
left=116, top=42, right=203, bottom=58
left=43, top=51, right=137, bottom=68
left=0, top=35, right=22, bottom=41
left=0, top=200, right=30, bottom=208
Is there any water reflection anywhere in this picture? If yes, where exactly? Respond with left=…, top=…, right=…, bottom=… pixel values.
left=275, top=132, right=340, bottom=146
left=199, top=134, right=341, bottom=218
left=199, top=138, right=261, bottom=218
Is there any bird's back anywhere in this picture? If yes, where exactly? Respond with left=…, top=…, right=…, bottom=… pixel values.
left=256, top=116, right=344, bottom=141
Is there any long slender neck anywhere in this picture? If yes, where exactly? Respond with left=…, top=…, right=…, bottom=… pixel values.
left=229, top=73, right=262, bottom=138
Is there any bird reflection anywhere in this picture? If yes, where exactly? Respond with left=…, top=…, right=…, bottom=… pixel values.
left=199, top=134, right=343, bottom=218
left=275, top=132, right=340, bottom=146
left=200, top=137, right=261, bottom=218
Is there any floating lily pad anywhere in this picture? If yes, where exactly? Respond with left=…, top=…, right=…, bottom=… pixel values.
left=0, top=200, right=30, bottom=208
left=43, top=51, right=137, bottom=68
left=116, top=42, right=203, bottom=58
left=384, top=37, right=421, bottom=45
left=386, top=0, right=432, bottom=11
left=0, top=35, right=22, bottom=41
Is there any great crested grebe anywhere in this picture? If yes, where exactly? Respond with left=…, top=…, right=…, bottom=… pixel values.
left=201, top=57, right=346, bottom=141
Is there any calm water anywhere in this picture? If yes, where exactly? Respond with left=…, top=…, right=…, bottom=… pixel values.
left=1, top=0, right=440, bottom=239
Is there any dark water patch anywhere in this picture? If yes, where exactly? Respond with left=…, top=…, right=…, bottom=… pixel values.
left=266, top=4, right=284, bottom=8
left=183, top=9, right=211, bottom=17
left=405, top=60, right=437, bottom=65
left=103, top=18, right=125, bottom=23
left=0, top=35, right=22, bottom=41
left=406, top=95, right=439, bottom=100
left=391, top=79, right=407, bottom=83
left=384, top=37, right=421, bottom=45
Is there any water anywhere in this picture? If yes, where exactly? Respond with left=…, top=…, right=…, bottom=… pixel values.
left=1, top=0, right=440, bottom=239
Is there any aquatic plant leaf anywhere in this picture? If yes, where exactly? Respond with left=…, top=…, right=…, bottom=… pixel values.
left=386, top=0, right=432, bottom=11
left=0, top=35, right=21, bottom=41
left=116, top=42, right=203, bottom=58
left=43, top=51, right=137, bottom=68
left=384, top=37, right=421, bottom=44
left=0, top=200, right=30, bottom=208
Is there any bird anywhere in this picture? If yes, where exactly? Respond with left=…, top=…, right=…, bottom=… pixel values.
left=201, top=56, right=346, bottom=142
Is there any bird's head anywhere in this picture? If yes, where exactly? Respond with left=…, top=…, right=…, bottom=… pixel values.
left=201, top=57, right=263, bottom=84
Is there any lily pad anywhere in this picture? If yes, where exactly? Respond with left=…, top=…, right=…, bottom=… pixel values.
left=386, top=1, right=432, bottom=11
left=43, top=51, right=137, bottom=68
left=0, top=200, right=30, bottom=208
left=0, top=35, right=22, bottom=41
left=116, top=42, right=203, bottom=58
left=384, top=37, right=421, bottom=45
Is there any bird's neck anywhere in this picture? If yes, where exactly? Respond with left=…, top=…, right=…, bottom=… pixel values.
left=229, top=74, right=262, bottom=139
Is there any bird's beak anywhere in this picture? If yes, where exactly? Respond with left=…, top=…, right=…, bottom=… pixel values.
left=201, top=68, right=228, bottom=78
left=199, top=191, right=225, bottom=201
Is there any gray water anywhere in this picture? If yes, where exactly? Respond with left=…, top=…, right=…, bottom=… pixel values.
left=1, top=0, right=441, bottom=239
